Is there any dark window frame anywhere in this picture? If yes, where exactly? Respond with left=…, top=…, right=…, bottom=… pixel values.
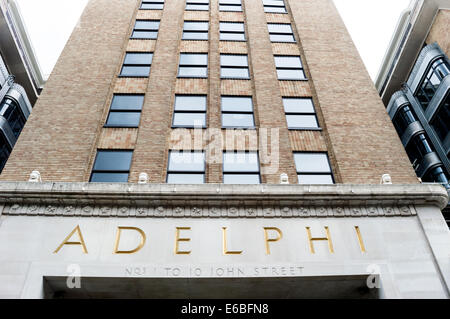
left=263, top=0, right=288, bottom=14
left=90, top=149, right=133, bottom=183
left=267, top=23, right=295, bottom=43
left=172, top=94, right=208, bottom=129
left=415, top=57, right=450, bottom=110
left=220, top=54, right=250, bottom=80
left=178, top=53, right=209, bottom=78
left=274, top=55, right=307, bottom=81
left=222, top=150, right=261, bottom=184
left=221, top=95, right=255, bottom=129
left=130, top=20, right=160, bottom=40
left=283, top=97, right=320, bottom=131
left=104, top=94, right=145, bottom=128
left=294, top=151, right=335, bottom=185
left=185, top=0, right=210, bottom=11
left=119, top=52, right=153, bottom=78
left=219, top=0, right=242, bottom=12
left=166, top=150, right=206, bottom=184
left=219, top=21, right=246, bottom=42
left=140, top=0, right=164, bottom=10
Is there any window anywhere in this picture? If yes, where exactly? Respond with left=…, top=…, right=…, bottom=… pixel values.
left=268, top=23, right=295, bottom=42
left=183, top=21, right=209, bottom=40
left=430, top=92, right=449, bottom=145
left=173, top=95, right=207, bottom=128
left=223, top=151, right=260, bottom=184
left=131, top=20, right=160, bottom=39
left=0, top=97, right=26, bottom=138
left=275, top=56, right=306, bottom=80
left=406, top=133, right=435, bottom=171
left=392, top=104, right=417, bottom=137
left=283, top=98, right=319, bottom=129
left=120, top=52, right=153, bottom=77
left=167, top=151, right=205, bottom=184
left=178, top=53, right=208, bottom=78
left=294, top=153, right=334, bottom=184
left=90, top=150, right=133, bottom=183
left=105, top=95, right=144, bottom=128
left=221, top=96, right=255, bottom=128
left=220, top=22, right=245, bottom=41
left=141, top=0, right=164, bottom=10
left=263, top=0, right=287, bottom=13
left=186, top=0, right=209, bottom=11
left=415, top=58, right=450, bottom=110
left=219, top=0, right=242, bottom=12
left=220, top=54, right=250, bottom=79
left=0, top=133, right=11, bottom=173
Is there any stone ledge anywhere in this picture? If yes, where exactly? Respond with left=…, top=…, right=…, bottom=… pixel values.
left=0, top=182, right=447, bottom=210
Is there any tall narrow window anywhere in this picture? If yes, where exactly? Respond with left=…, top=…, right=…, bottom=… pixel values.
left=221, top=96, right=255, bottom=128
left=430, top=93, right=449, bottom=145
left=120, top=52, right=153, bottom=77
left=220, top=22, right=245, bottom=41
left=0, top=133, right=11, bottom=173
left=0, top=97, right=26, bottom=138
left=178, top=53, right=208, bottom=78
left=141, top=0, right=164, bottom=10
left=294, top=152, right=334, bottom=185
left=262, top=0, right=287, bottom=13
left=131, top=20, right=160, bottom=39
left=219, top=0, right=242, bottom=12
left=268, top=23, right=295, bottom=43
left=183, top=21, right=209, bottom=40
left=283, top=98, right=319, bottom=130
left=105, top=95, right=144, bottom=128
left=220, top=54, right=250, bottom=79
left=90, top=150, right=133, bottom=183
left=186, top=0, right=209, bottom=11
left=223, top=151, right=261, bottom=184
left=167, top=151, right=205, bottom=184
left=275, top=56, right=306, bottom=80
left=415, top=58, right=450, bottom=110
left=173, top=95, right=207, bottom=128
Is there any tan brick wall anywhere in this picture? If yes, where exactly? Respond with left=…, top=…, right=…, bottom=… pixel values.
left=126, top=40, right=156, bottom=52
left=98, top=128, right=138, bottom=149
left=426, top=9, right=450, bottom=56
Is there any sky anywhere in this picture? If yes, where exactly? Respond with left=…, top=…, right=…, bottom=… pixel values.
left=15, top=0, right=411, bottom=81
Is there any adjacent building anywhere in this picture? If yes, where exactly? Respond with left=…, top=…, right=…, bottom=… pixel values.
left=376, top=0, right=450, bottom=226
left=0, top=0, right=448, bottom=299
left=0, top=0, right=43, bottom=172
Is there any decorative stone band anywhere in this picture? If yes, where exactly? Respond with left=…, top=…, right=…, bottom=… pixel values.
left=0, top=182, right=447, bottom=218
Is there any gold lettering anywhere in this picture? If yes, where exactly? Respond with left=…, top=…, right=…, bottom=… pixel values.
left=354, top=226, right=366, bottom=253
left=222, top=227, right=243, bottom=255
left=306, top=226, right=334, bottom=254
left=54, top=225, right=88, bottom=254
left=263, top=227, right=283, bottom=255
left=175, top=227, right=191, bottom=255
left=113, top=227, right=146, bottom=254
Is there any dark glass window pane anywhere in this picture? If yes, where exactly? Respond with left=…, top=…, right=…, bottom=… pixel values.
left=0, top=133, right=11, bottom=172
left=173, top=113, right=206, bottom=127
left=294, top=153, right=331, bottom=173
left=90, top=173, right=129, bottom=183
left=106, top=112, right=141, bottom=127
left=223, top=152, right=259, bottom=172
left=277, top=69, right=305, bottom=80
left=283, top=98, right=314, bottom=113
left=93, top=151, right=133, bottom=171
left=120, top=66, right=151, bottom=77
left=222, top=113, right=254, bottom=127
left=430, top=94, right=449, bottom=143
left=124, top=53, right=153, bottom=65
left=298, top=174, right=334, bottom=185
left=167, top=173, right=205, bottom=184
left=286, top=115, right=318, bottom=129
left=175, top=96, right=207, bottom=111
left=0, top=99, right=25, bottom=138
left=111, top=95, right=144, bottom=110
left=222, top=96, right=253, bottom=112
left=224, top=174, right=260, bottom=184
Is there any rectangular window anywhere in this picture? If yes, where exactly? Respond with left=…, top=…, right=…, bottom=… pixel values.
left=186, top=0, right=209, bottom=11
left=275, top=56, right=306, bottom=80
left=178, top=53, right=208, bottom=78
left=221, top=54, right=250, bottom=79
left=294, top=152, right=334, bottom=185
left=223, top=151, right=261, bottom=184
left=120, top=52, right=153, bottom=77
left=430, top=93, right=449, bottom=145
left=167, top=150, right=205, bottom=184
left=90, top=150, right=133, bottom=183
left=268, top=23, right=295, bottom=42
left=220, top=22, right=245, bottom=41
left=141, top=0, right=164, bottom=10
left=131, top=20, right=160, bottom=39
left=283, top=97, right=319, bottom=130
left=105, top=94, right=145, bottom=128
left=219, top=0, right=242, bottom=12
left=173, top=95, right=207, bottom=128
left=263, top=0, right=287, bottom=13
left=221, top=96, right=255, bottom=128
left=183, top=21, right=209, bottom=40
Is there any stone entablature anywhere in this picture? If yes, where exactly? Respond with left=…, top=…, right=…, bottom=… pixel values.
left=0, top=182, right=447, bottom=218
